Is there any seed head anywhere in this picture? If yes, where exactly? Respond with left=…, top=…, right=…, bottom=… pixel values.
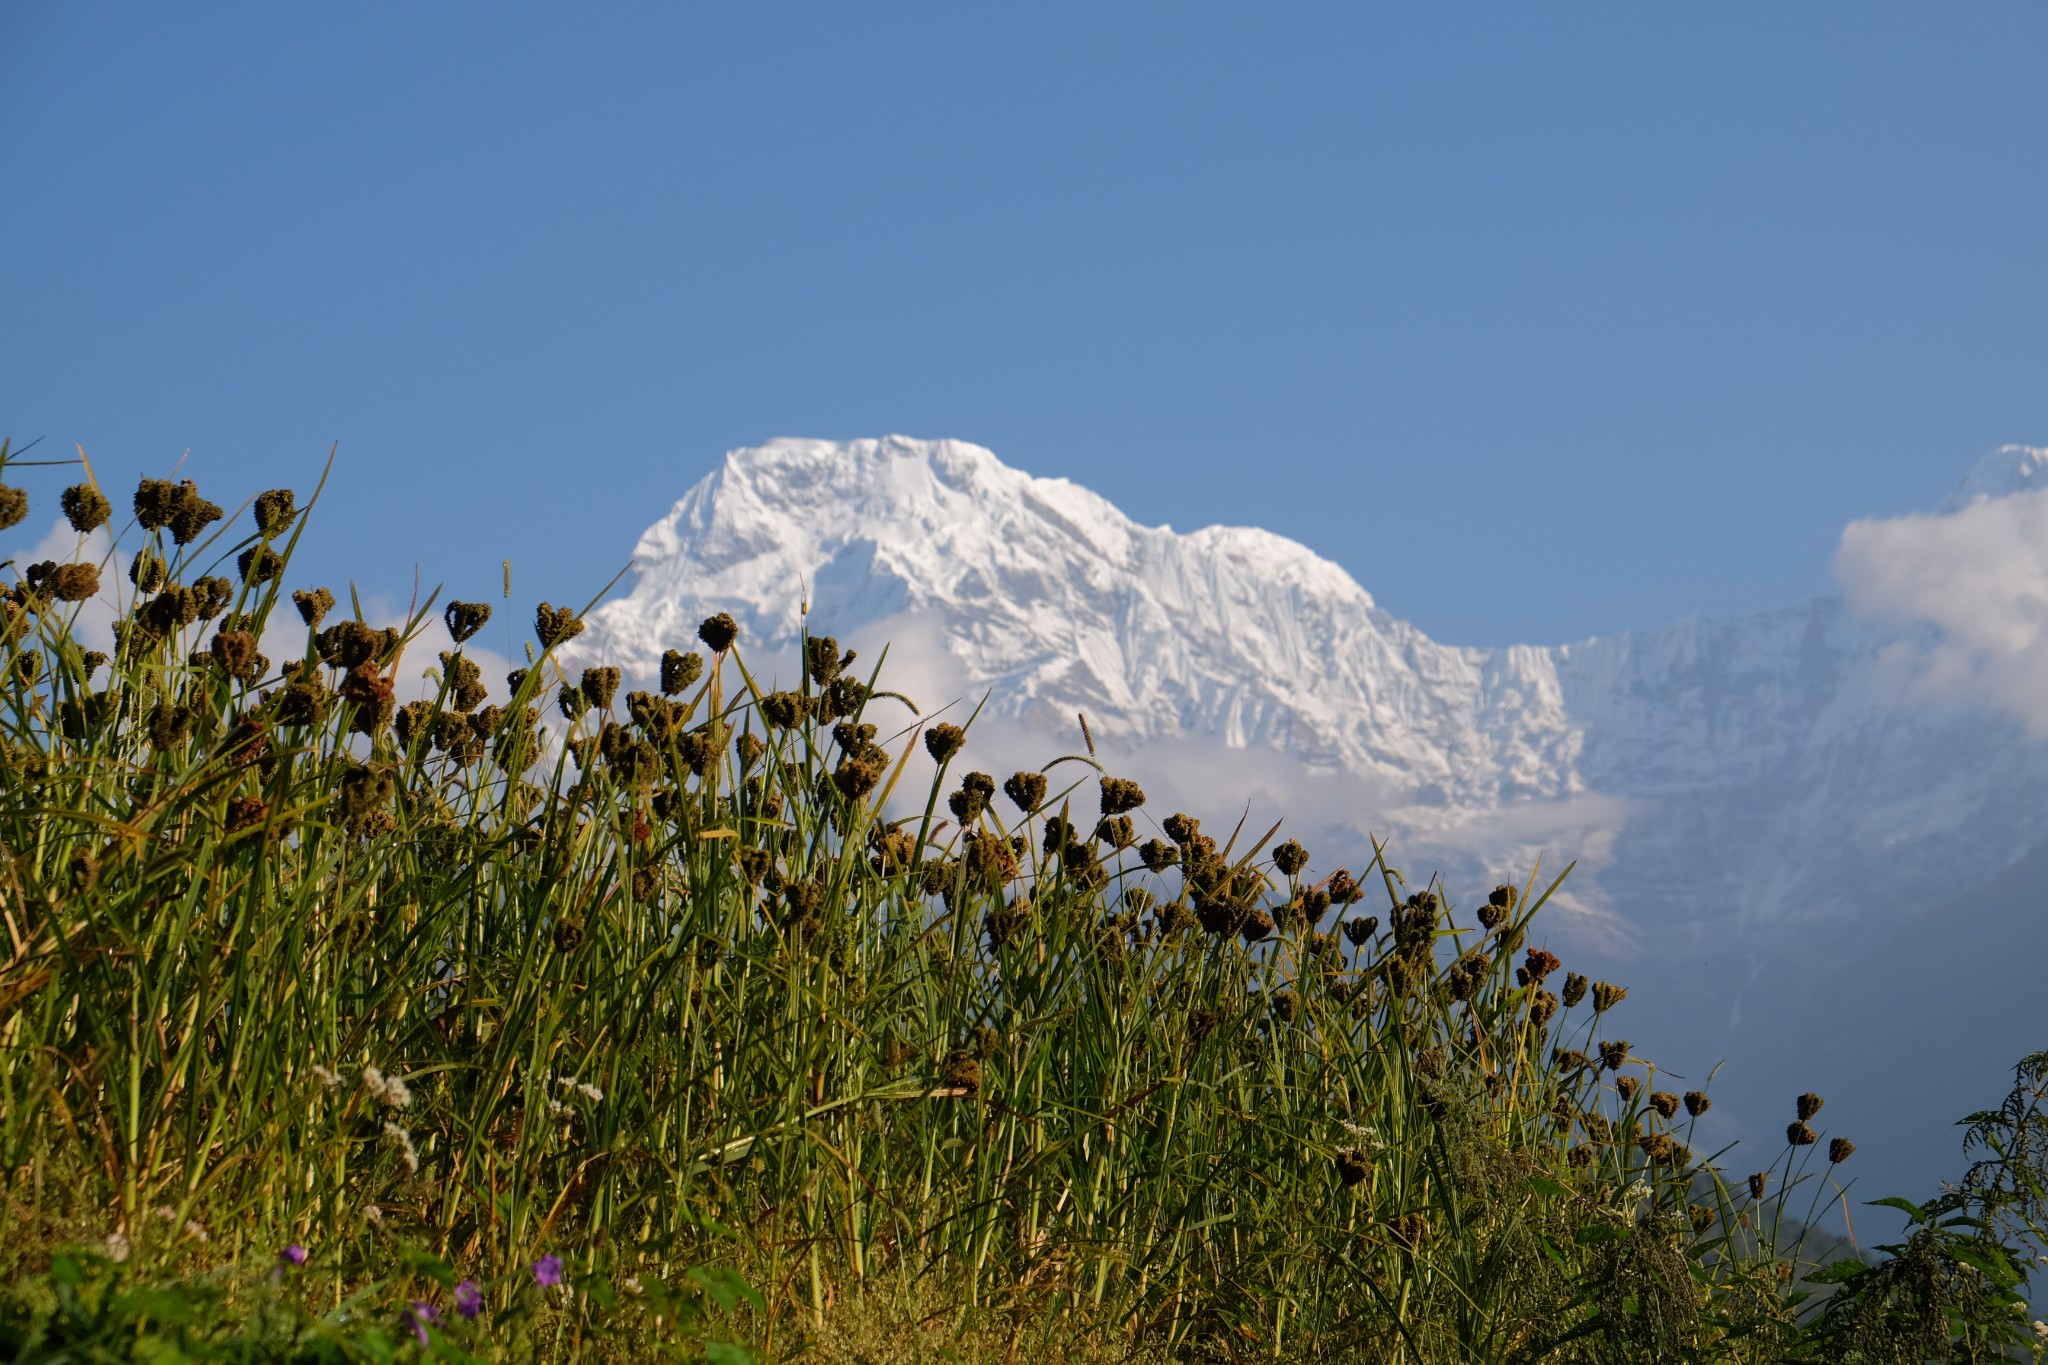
left=1161, top=812, right=1200, bottom=846
left=47, top=563, right=101, bottom=602
left=237, top=545, right=283, bottom=585
left=1522, top=948, right=1563, bottom=984
left=1341, top=916, right=1378, bottom=946
left=1099, top=776, right=1146, bottom=816
left=1334, top=1150, right=1370, bottom=1187
left=697, top=613, right=739, bottom=654
left=1748, top=1172, right=1768, bottom=1200
left=1003, top=770, right=1047, bottom=812
left=1591, top=981, right=1627, bottom=1013
left=760, top=690, right=811, bottom=728
left=1828, top=1137, right=1855, bottom=1164
left=443, top=600, right=490, bottom=643
left=1597, top=1038, right=1630, bottom=1071
left=534, top=603, right=583, bottom=649
left=131, top=550, right=167, bottom=593
left=1272, top=839, right=1309, bottom=877
left=1137, top=838, right=1177, bottom=872
left=1562, top=972, right=1589, bottom=1008
left=660, top=648, right=703, bottom=695
left=1796, top=1092, right=1824, bottom=1122
left=924, top=723, right=965, bottom=762
left=0, top=484, right=25, bottom=531
left=60, top=484, right=111, bottom=533
left=580, top=666, right=621, bottom=711
left=293, top=587, right=334, bottom=627
left=211, top=630, right=263, bottom=683
left=438, top=652, right=486, bottom=712
left=80, top=650, right=106, bottom=679
left=1688, top=1204, right=1717, bottom=1234
left=805, top=635, right=850, bottom=685
left=253, top=488, right=296, bottom=537
left=1787, top=1121, right=1816, bottom=1146
left=1684, top=1091, right=1711, bottom=1117
left=939, top=1049, right=981, bottom=1095
left=1615, top=1075, right=1641, bottom=1103
left=191, top=576, right=233, bottom=620
left=948, top=772, right=995, bottom=823
left=1649, top=1092, right=1681, bottom=1120
left=1530, top=989, right=1560, bottom=1027
left=149, top=702, right=194, bottom=751
left=1568, top=1144, right=1594, bottom=1168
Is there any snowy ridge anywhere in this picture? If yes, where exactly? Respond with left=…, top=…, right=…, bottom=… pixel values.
left=574, top=436, right=2048, bottom=956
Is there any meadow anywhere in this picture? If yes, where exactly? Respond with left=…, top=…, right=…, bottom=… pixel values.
left=1, top=444, right=2045, bottom=1363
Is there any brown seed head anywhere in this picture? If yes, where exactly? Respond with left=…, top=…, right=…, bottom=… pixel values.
left=697, top=612, right=739, bottom=654
left=1568, top=1144, right=1594, bottom=1168
left=580, top=666, right=621, bottom=711
left=1137, top=837, right=1177, bottom=872
left=133, top=477, right=178, bottom=531
left=804, top=635, right=846, bottom=685
left=1098, top=776, right=1146, bottom=815
left=130, top=549, right=167, bottom=593
left=924, top=723, right=965, bottom=763
left=443, top=600, right=491, bottom=643
left=1095, top=815, right=1135, bottom=849
left=1530, top=989, right=1560, bottom=1028
left=1002, top=770, right=1047, bottom=813
left=47, top=563, right=101, bottom=602
left=1272, top=839, right=1309, bottom=877
left=1684, top=1091, right=1711, bottom=1118
left=1650, top=1091, right=1681, bottom=1120
left=293, top=587, right=334, bottom=627
left=939, top=1049, right=981, bottom=1095
left=1161, top=812, right=1200, bottom=846
left=1828, top=1137, right=1855, bottom=1164
left=191, top=576, right=234, bottom=620
left=660, top=648, right=703, bottom=695
left=0, top=484, right=26, bottom=532
left=1523, top=948, right=1563, bottom=984
left=1748, top=1172, right=1768, bottom=1201
left=253, top=488, right=296, bottom=538
left=1787, top=1121, right=1816, bottom=1147
left=534, top=603, right=583, bottom=649
left=1598, top=1039, right=1630, bottom=1071
left=60, top=484, right=111, bottom=534
left=1688, top=1203, right=1716, bottom=1234
left=166, top=483, right=223, bottom=545
left=1341, top=915, right=1378, bottom=946
left=1796, top=1092, right=1824, bottom=1122
left=1562, top=972, right=1589, bottom=1008
left=211, top=630, right=263, bottom=682
left=1615, top=1075, right=1641, bottom=1103
left=1591, top=981, right=1627, bottom=1013
left=237, top=545, right=283, bottom=585
left=1334, top=1149, right=1370, bottom=1187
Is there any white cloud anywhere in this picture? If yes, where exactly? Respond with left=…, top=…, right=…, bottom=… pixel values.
left=1832, top=487, right=2048, bottom=736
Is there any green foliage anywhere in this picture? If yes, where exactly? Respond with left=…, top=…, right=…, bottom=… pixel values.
left=0, top=443, right=2042, bottom=1361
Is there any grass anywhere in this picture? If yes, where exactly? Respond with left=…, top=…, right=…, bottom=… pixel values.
left=1, top=442, right=2045, bottom=1362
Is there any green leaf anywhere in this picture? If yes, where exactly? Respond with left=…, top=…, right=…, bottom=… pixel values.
left=704, top=1343, right=758, bottom=1365
left=1528, top=1175, right=1571, bottom=1199
left=583, top=1272, right=619, bottom=1312
left=50, top=1254, right=82, bottom=1286
left=401, top=1248, right=457, bottom=1288
left=1866, top=1196, right=1926, bottom=1221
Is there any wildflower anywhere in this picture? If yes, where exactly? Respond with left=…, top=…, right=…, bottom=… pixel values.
left=155, top=1205, right=177, bottom=1221
left=1828, top=1137, right=1856, bottom=1164
left=2034, top=1319, right=2047, bottom=1340
left=363, top=1204, right=384, bottom=1226
left=361, top=1065, right=413, bottom=1108
left=383, top=1121, right=420, bottom=1173
left=103, top=1231, right=131, bottom=1263
left=456, top=1280, right=483, bottom=1320
left=280, top=1244, right=308, bottom=1267
left=184, top=1219, right=209, bottom=1243
left=405, top=1300, right=441, bottom=1346
left=1796, top=1092, right=1825, bottom=1121
left=531, top=1254, right=564, bottom=1288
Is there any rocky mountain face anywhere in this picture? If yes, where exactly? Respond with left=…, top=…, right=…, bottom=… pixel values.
left=572, top=435, right=2048, bottom=1213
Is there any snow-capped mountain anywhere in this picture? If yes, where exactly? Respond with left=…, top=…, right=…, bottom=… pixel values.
left=576, top=436, right=2048, bottom=964
left=570, top=434, right=2048, bottom=1226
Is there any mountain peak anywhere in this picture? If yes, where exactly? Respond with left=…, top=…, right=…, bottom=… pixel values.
left=1939, top=444, right=2048, bottom=513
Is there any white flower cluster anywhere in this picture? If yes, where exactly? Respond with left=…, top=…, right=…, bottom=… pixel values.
left=361, top=1065, right=413, bottom=1109
left=1338, top=1120, right=1385, bottom=1151
left=384, top=1120, right=420, bottom=1173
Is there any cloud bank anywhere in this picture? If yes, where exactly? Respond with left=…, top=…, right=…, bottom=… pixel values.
left=1833, top=486, right=2048, bottom=736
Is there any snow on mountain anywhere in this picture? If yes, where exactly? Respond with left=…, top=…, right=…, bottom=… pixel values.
left=574, top=436, right=2048, bottom=961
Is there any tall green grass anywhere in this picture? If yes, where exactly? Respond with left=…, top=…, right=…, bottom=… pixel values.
left=2, top=445, right=2043, bottom=1362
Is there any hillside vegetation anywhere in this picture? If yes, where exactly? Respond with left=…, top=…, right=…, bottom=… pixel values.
left=1, top=445, right=2045, bottom=1362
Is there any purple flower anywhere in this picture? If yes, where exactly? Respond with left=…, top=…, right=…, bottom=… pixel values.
left=531, top=1253, right=563, bottom=1288
left=279, top=1244, right=307, bottom=1268
left=404, top=1299, right=441, bottom=1346
left=455, top=1279, right=483, bottom=1321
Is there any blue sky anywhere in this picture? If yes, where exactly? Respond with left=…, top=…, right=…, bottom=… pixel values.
left=3, top=4, right=2044, bottom=646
